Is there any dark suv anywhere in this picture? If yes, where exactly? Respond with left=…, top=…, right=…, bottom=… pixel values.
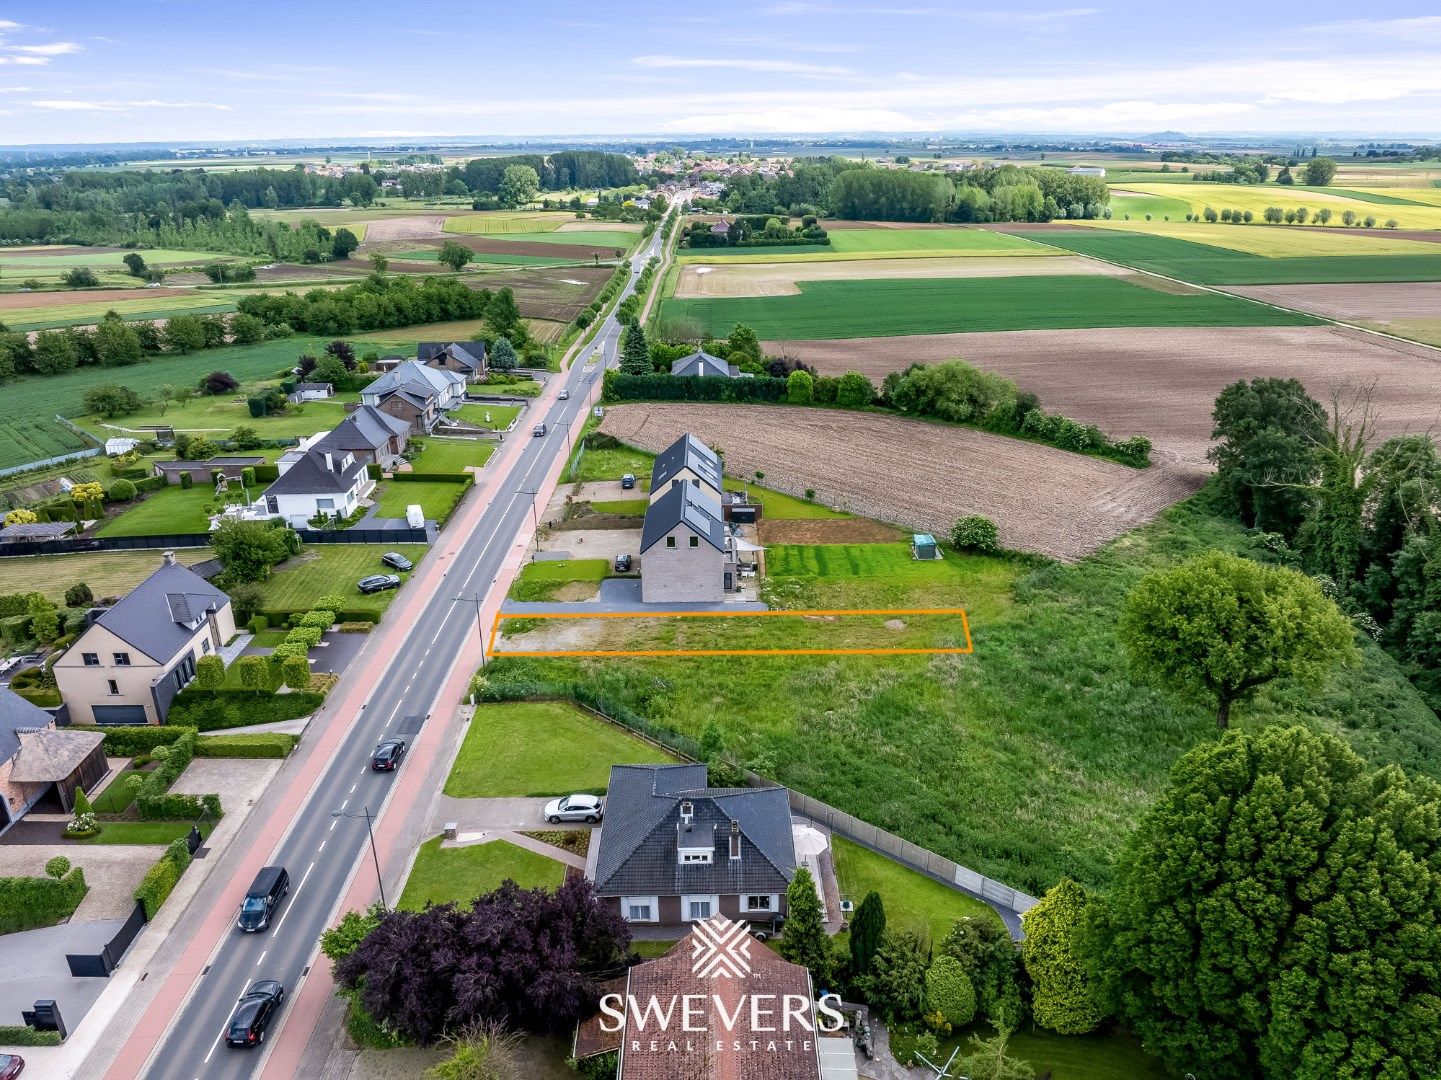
left=380, top=552, right=413, bottom=572
left=358, top=574, right=401, bottom=595
left=225, top=980, right=285, bottom=1048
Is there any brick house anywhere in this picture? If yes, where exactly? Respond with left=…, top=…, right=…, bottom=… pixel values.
left=418, top=341, right=487, bottom=383
left=647, top=433, right=724, bottom=506
left=0, top=688, right=108, bottom=833
left=639, top=481, right=735, bottom=603
left=315, top=404, right=410, bottom=468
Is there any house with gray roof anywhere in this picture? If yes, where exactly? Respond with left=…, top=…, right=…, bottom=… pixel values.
left=670, top=348, right=740, bottom=379
left=261, top=447, right=371, bottom=527
left=648, top=432, right=724, bottom=505
left=361, top=360, right=466, bottom=433
left=588, top=763, right=796, bottom=928
left=418, top=341, right=487, bottom=383
left=0, top=688, right=108, bottom=833
left=54, top=553, right=235, bottom=726
left=640, top=481, right=734, bottom=603
left=313, top=404, right=410, bottom=467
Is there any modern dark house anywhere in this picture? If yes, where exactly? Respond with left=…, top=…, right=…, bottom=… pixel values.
left=670, top=348, right=741, bottom=379
left=315, top=404, right=410, bottom=467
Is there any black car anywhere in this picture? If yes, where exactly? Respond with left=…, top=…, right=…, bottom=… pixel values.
left=533, top=423, right=547, bottom=437
left=225, top=980, right=285, bottom=1048
left=371, top=738, right=406, bottom=771
left=358, top=574, right=401, bottom=595
left=614, top=553, right=632, bottom=572
left=380, top=552, right=413, bottom=572
left=620, top=473, right=636, bottom=490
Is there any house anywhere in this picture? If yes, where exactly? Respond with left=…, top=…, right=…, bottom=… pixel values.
left=418, top=341, right=487, bottom=383
left=374, top=355, right=406, bottom=373
left=289, top=381, right=334, bottom=403
left=260, top=447, right=371, bottom=527
left=640, top=482, right=734, bottom=603
left=647, top=432, right=724, bottom=506
left=54, top=554, right=235, bottom=726
left=0, top=689, right=108, bottom=833
left=152, top=456, right=265, bottom=484
left=360, top=360, right=466, bottom=434
left=670, top=348, right=740, bottom=379
left=314, top=405, right=409, bottom=468
left=588, top=763, right=797, bottom=928
left=709, top=219, right=732, bottom=237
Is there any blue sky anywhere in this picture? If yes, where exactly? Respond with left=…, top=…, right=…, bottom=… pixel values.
left=2, top=2, right=1440, bottom=143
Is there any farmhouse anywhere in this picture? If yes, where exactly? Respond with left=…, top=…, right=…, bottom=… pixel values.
left=588, top=763, right=797, bottom=929
left=418, top=341, right=487, bottom=383
left=361, top=360, right=466, bottom=434
left=54, top=554, right=235, bottom=726
left=289, top=381, right=335, bottom=403
left=261, top=447, right=371, bottom=527
left=670, top=348, right=741, bottom=379
left=647, top=432, right=724, bottom=506
left=313, top=404, right=410, bottom=468
left=0, top=689, right=107, bottom=833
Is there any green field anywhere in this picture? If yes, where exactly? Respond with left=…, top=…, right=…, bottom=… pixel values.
left=1108, top=190, right=1197, bottom=221
left=833, top=835, right=1001, bottom=941
left=483, top=503, right=1441, bottom=895
left=398, top=836, right=565, bottom=910
left=679, top=226, right=1052, bottom=263
left=406, top=438, right=495, bottom=473
left=0, top=247, right=245, bottom=276
left=659, top=274, right=1319, bottom=339
left=589, top=498, right=649, bottom=515
left=255, top=544, right=428, bottom=614
left=1121, top=181, right=1441, bottom=229
left=441, top=213, right=572, bottom=234
left=77, top=388, right=349, bottom=443
left=1027, top=228, right=1441, bottom=284
left=0, top=293, right=247, bottom=333
left=508, top=558, right=612, bottom=602
left=445, top=701, right=677, bottom=798
left=97, top=483, right=264, bottom=536
left=374, top=478, right=469, bottom=521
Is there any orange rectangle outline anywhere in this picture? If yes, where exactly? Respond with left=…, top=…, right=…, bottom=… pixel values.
left=486, top=607, right=973, bottom=658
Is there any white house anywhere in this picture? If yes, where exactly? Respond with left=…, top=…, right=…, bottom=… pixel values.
left=361, top=360, right=467, bottom=433
left=260, top=448, right=372, bottom=527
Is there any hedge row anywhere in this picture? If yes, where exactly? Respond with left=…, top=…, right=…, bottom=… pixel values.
left=133, top=475, right=167, bottom=494
left=257, top=609, right=376, bottom=626
left=134, top=837, right=192, bottom=919
left=603, top=371, right=789, bottom=403
left=0, top=867, right=88, bottom=935
left=72, top=724, right=197, bottom=755
left=167, top=691, right=324, bottom=732
left=134, top=730, right=223, bottom=820
left=390, top=471, right=473, bottom=485
left=0, top=1026, right=62, bottom=1046
left=196, top=733, right=298, bottom=759
left=254, top=463, right=280, bottom=482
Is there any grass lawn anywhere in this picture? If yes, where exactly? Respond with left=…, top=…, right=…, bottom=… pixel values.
left=484, top=501, right=1441, bottom=896
left=659, top=274, right=1319, bottom=339
left=832, top=835, right=1002, bottom=942
left=97, top=483, right=264, bottom=537
left=90, top=765, right=148, bottom=814
left=508, top=558, right=611, bottom=602
left=82, top=820, right=216, bottom=845
left=445, top=701, right=677, bottom=798
left=374, top=478, right=470, bottom=522
left=76, top=388, right=350, bottom=442
left=728, top=479, right=849, bottom=520
left=258, top=544, right=428, bottom=614
left=454, top=403, right=522, bottom=430
left=1006, top=1027, right=1168, bottom=1080
left=0, top=549, right=214, bottom=606
left=589, top=498, right=649, bottom=516
left=407, top=438, right=495, bottom=473
left=398, top=836, right=565, bottom=910
left=569, top=442, right=656, bottom=483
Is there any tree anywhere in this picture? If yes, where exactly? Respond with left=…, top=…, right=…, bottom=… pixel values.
left=835, top=371, right=875, bottom=409
left=233, top=655, right=269, bottom=692
left=72, top=787, right=91, bottom=816
left=282, top=656, right=311, bottom=691
left=1303, top=156, right=1338, bottom=185
left=62, top=267, right=99, bottom=288
left=229, top=312, right=266, bottom=345
left=954, top=1028, right=1035, bottom=1080
left=849, top=890, right=886, bottom=981
left=324, top=340, right=357, bottom=369
left=619, top=322, right=649, bottom=375
left=163, top=314, right=209, bottom=354
left=312, top=354, right=349, bottom=386
left=195, top=654, right=226, bottom=689
left=786, top=369, right=814, bottom=405
left=211, top=519, right=301, bottom=585
left=122, top=253, right=148, bottom=277
left=1120, top=551, right=1357, bottom=728
left=331, top=228, right=360, bottom=260
left=83, top=384, right=143, bottom=418
left=485, top=287, right=522, bottom=340
left=28, top=595, right=59, bottom=643
left=31, top=330, right=80, bottom=375
left=95, top=315, right=143, bottom=367
left=498, top=164, right=540, bottom=209
left=1209, top=378, right=1327, bottom=536
left=1295, top=387, right=1376, bottom=590
left=863, top=930, right=928, bottom=1021
left=1276, top=165, right=1294, bottom=185
left=951, top=515, right=999, bottom=554
left=45, top=856, right=71, bottom=880
left=438, top=240, right=474, bottom=272
left=368, top=253, right=389, bottom=272
left=4, top=508, right=37, bottom=526
left=925, top=954, right=977, bottom=1029
left=1022, top=879, right=1107, bottom=1034
left=63, top=582, right=92, bottom=607
left=150, top=384, right=179, bottom=415
left=726, top=323, right=762, bottom=366
left=201, top=371, right=239, bottom=395
left=941, top=915, right=1021, bottom=1027
left=777, top=867, right=830, bottom=980
left=489, top=337, right=519, bottom=373
left=1105, top=726, right=1441, bottom=1080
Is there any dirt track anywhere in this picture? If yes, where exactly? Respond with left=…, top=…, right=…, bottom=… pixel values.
left=769, top=325, right=1441, bottom=472
left=598, top=402, right=1199, bottom=561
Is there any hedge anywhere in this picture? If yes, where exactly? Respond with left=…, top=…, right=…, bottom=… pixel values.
left=72, top=724, right=198, bottom=755
left=196, top=733, right=298, bottom=759
left=0, top=1026, right=63, bottom=1046
left=167, top=691, right=324, bottom=731
left=603, top=371, right=789, bottom=403
left=133, top=475, right=168, bottom=494
left=367, top=463, right=384, bottom=481
left=389, top=471, right=473, bottom=485
left=253, top=464, right=280, bottom=482
left=134, top=838, right=192, bottom=919
left=258, top=608, right=375, bottom=626
left=0, top=867, right=88, bottom=935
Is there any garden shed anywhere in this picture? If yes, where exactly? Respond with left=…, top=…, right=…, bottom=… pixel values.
left=911, top=533, right=941, bottom=560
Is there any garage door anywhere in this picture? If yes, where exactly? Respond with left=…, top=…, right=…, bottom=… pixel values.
left=91, top=704, right=148, bottom=725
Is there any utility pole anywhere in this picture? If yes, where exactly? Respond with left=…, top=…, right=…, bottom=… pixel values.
left=332, top=807, right=387, bottom=910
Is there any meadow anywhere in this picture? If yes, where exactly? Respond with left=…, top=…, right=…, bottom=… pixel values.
left=97, top=482, right=264, bottom=536
left=484, top=230, right=636, bottom=249
left=483, top=500, right=1441, bottom=895
left=678, top=225, right=1053, bottom=262
left=1120, top=182, right=1441, bottom=229
left=658, top=274, right=1318, bottom=338
left=0, top=294, right=242, bottom=333
left=74, top=385, right=350, bottom=442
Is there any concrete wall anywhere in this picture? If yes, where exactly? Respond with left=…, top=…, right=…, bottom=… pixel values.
left=641, top=524, right=725, bottom=604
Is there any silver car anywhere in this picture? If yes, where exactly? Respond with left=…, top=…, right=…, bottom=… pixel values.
left=544, top=794, right=603, bottom=823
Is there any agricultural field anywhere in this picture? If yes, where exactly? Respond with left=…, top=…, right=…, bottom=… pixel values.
left=256, top=544, right=428, bottom=614
left=678, top=223, right=1054, bottom=263
left=441, top=212, right=574, bottom=234
left=478, top=229, right=637, bottom=249
left=0, top=548, right=213, bottom=605
left=1218, top=281, right=1441, bottom=344
left=773, top=325, right=1441, bottom=475
left=1107, top=189, right=1194, bottom=221
left=1118, top=181, right=1441, bottom=229
left=1070, top=217, right=1441, bottom=257
left=657, top=274, right=1318, bottom=339
left=0, top=246, right=247, bottom=283
left=597, top=403, right=1195, bottom=561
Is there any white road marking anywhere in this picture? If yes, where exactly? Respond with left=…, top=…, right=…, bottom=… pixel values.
left=201, top=1028, right=224, bottom=1064
left=348, top=783, right=356, bottom=795
left=318, top=840, right=326, bottom=854
left=339, top=799, right=347, bottom=811
left=272, top=862, right=314, bottom=935
left=329, top=819, right=337, bottom=831
left=256, top=949, right=267, bottom=967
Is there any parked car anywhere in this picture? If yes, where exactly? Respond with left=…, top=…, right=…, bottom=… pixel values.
left=544, top=794, right=603, bottom=823
left=533, top=423, right=547, bottom=437
left=236, top=866, right=289, bottom=932
left=0, top=1054, right=23, bottom=1080
left=620, top=473, right=636, bottom=490
left=380, top=552, right=413, bottom=572
left=371, top=738, right=406, bottom=772
left=614, top=554, right=632, bottom=572
left=558, top=388, right=570, bottom=400
left=358, top=574, right=401, bottom=595
left=225, top=980, right=285, bottom=1048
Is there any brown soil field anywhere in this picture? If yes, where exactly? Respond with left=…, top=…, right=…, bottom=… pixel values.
left=1222, top=282, right=1441, bottom=321
left=673, top=255, right=1121, bottom=299
left=361, top=215, right=448, bottom=242
left=457, top=235, right=617, bottom=259
left=598, top=402, right=1196, bottom=561
left=772, top=325, right=1441, bottom=476
left=0, top=286, right=199, bottom=310
left=483, top=265, right=610, bottom=322
left=2, top=244, right=130, bottom=255
left=758, top=518, right=904, bottom=544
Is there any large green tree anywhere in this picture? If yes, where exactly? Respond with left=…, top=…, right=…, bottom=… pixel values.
left=1118, top=551, right=1358, bottom=728
left=777, top=867, right=829, bottom=981
left=1103, top=726, right=1441, bottom=1079
left=1021, top=879, right=1107, bottom=1034
left=1209, top=378, right=1327, bottom=536
left=498, top=164, right=540, bottom=209
left=83, top=383, right=142, bottom=418
left=619, top=322, right=649, bottom=375
left=437, top=240, right=473, bottom=272
left=1303, top=156, right=1338, bottom=185
left=94, top=314, right=143, bottom=367
left=863, top=930, right=929, bottom=1022
left=211, top=519, right=301, bottom=586
left=849, top=890, right=886, bottom=983
left=488, top=336, right=518, bottom=372
left=924, top=954, right=977, bottom=1029
left=941, top=915, right=1021, bottom=1026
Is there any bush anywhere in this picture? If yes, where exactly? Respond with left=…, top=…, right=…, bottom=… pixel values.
left=64, top=812, right=100, bottom=839
left=179, top=471, right=194, bottom=490
left=0, top=1026, right=63, bottom=1046
left=951, top=515, right=1000, bottom=554
left=134, top=845, right=187, bottom=919
left=281, top=656, right=312, bottom=690
left=286, top=625, right=324, bottom=648
left=298, top=610, right=336, bottom=629
left=196, top=733, right=298, bottom=759
left=0, top=867, right=88, bottom=934
left=835, top=371, right=876, bottom=409
left=168, top=690, right=324, bottom=731
left=72, top=724, right=196, bottom=755
left=108, top=478, right=137, bottom=501
left=603, top=371, right=789, bottom=404
left=890, top=1027, right=939, bottom=1068
left=247, top=614, right=268, bottom=633
left=64, top=582, right=94, bottom=607
left=925, top=955, right=978, bottom=1029
left=45, top=856, right=72, bottom=880
left=194, top=654, right=226, bottom=689
left=72, top=786, right=92, bottom=816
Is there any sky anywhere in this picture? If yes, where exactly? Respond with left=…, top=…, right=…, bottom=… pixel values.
left=1, top=2, right=1440, bottom=144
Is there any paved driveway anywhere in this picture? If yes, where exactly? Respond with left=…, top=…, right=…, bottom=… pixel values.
left=428, top=796, right=567, bottom=833
left=0, top=918, right=126, bottom=1029
left=0, top=844, right=155, bottom=922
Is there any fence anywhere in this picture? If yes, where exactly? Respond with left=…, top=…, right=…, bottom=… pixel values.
left=0, top=524, right=430, bottom=560
left=0, top=446, right=102, bottom=481
left=65, top=899, right=147, bottom=978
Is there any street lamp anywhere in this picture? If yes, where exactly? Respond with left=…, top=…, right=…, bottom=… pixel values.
left=453, top=592, right=487, bottom=668
left=517, top=487, right=541, bottom=532
left=332, top=806, right=387, bottom=911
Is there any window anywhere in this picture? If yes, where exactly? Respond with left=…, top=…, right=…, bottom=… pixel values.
left=746, top=895, right=773, bottom=912
left=666, top=536, right=676, bottom=548
left=82, top=653, right=99, bottom=667
left=173, top=652, right=196, bottom=690
left=622, top=897, right=656, bottom=923
left=680, top=801, right=693, bottom=823
left=201, top=638, right=212, bottom=654
left=681, top=851, right=712, bottom=864
left=113, top=652, right=131, bottom=666
left=107, top=679, right=119, bottom=695
left=687, top=898, right=713, bottom=921
left=689, top=535, right=699, bottom=548
left=317, top=498, right=335, bottom=510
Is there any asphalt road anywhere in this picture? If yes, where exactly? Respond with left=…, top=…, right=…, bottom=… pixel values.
left=142, top=207, right=676, bottom=1080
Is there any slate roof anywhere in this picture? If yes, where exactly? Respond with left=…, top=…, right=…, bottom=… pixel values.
left=640, top=481, right=727, bottom=555
left=649, top=433, right=723, bottom=495
left=10, top=726, right=105, bottom=783
left=364, top=360, right=464, bottom=404
left=0, top=687, right=55, bottom=764
left=418, top=341, right=487, bottom=372
left=0, top=522, right=77, bottom=541
left=263, top=449, right=366, bottom=497
left=671, top=349, right=739, bottom=378
left=593, top=763, right=795, bottom=897
left=314, top=405, right=408, bottom=454
left=87, top=559, right=228, bottom=665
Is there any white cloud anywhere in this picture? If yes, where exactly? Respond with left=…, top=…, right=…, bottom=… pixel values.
left=0, top=57, right=47, bottom=66
left=632, top=54, right=854, bottom=77
left=31, top=99, right=232, bottom=112
left=1305, top=15, right=1441, bottom=40
left=10, top=41, right=81, bottom=56
left=762, top=3, right=1100, bottom=26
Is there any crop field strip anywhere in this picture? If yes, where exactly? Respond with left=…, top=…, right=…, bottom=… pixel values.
left=1118, top=182, right=1441, bottom=229
left=441, top=212, right=573, bottom=234
left=1067, top=218, right=1441, bottom=257
left=658, top=273, right=1319, bottom=339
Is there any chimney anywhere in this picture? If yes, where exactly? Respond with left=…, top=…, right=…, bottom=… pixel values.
left=680, top=800, right=693, bottom=824
left=729, top=819, right=741, bottom=860
left=163, top=550, right=175, bottom=566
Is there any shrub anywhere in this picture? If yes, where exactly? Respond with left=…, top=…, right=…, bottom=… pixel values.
left=924, top=955, right=977, bottom=1029
left=1023, top=880, right=1109, bottom=1035
left=196, top=733, right=298, bottom=759
left=951, top=515, right=1000, bottom=554
left=72, top=724, right=195, bottom=755
left=835, top=371, right=876, bottom=409
left=232, top=654, right=270, bottom=691
left=168, top=690, right=323, bottom=731
left=0, top=1026, right=62, bottom=1046
left=0, top=866, right=87, bottom=934
left=194, top=654, right=226, bottom=690
left=786, top=369, right=814, bottom=405
left=72, top=787, right=92, bottom=816
left=134, top=852, right=184, bottom=919
left=64, top=582, right=94, bottom=607
left=247, top=614, right=268, bottom=634
left=281, top=656, right=312, bottom=691
left=317, top=594, right=348, bottom=613
left=63, top=812, right=100, bottom=839
left=298, top=610, right=336, bottom=629
left=286, top=625, right=324, bottom=648
left=108, top=478, right=137, bottom=502
left=179, top=471, right=194, bottom=490
left=45, top=856, right=72, bottom=880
